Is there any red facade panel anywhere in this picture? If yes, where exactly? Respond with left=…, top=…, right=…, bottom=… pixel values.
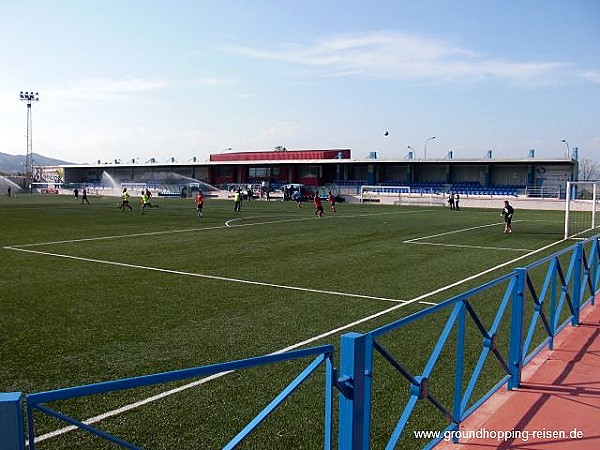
left=210, top=149, right=350, bottom=162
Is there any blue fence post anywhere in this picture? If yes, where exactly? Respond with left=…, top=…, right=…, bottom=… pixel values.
left=508, top=269, right=526, bottom=390
left=452, top=301, right=466, bottom=432
left=591, top=239, right=598, bottom=305
left=549, top=258, right=558, bottom=351
left=593, top=238, right=600, bottom=305
left=0, top=392, right=25, bottom=450
left=571, top=242, right=583, bottom=326
left=338, top=332, right=372, bottom=450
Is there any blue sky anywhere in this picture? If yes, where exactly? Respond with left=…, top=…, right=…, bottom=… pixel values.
left=1, top=0, right=599, bottom=164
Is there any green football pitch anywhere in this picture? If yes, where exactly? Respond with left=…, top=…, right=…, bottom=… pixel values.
left=0, top=194, right=572, bottom=449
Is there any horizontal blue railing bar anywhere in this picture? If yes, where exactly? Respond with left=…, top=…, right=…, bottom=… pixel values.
left=27, top=345, right=333, bottom=405
left=369, top=272, right=515, bottom=338
left=26, top=345, right=334, bottom=450
left=522, top=242, right=577, bottom=269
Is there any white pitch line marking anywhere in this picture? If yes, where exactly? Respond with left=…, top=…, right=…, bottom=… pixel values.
left=403, top=221, right=506, bottom=243
left=405, top=241, right=534, bottom=252
left=403, top=220, right=538, bottom=252
left=225, top=218, right=243, bottom=227
left=9, top=208, right=433, bottom=248
left=4, top=246, right=407, bottom=304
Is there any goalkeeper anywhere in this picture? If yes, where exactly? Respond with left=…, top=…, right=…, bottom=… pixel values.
left=501, top=200, right=514, bottom=234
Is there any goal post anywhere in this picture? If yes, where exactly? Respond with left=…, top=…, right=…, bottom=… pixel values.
left=564, top=181, right=600, bottom=239
left=360, top=185, right=411, bottom=204
left=359, top=185, right=445, bottom=206
left=121, top=182, right=148, bottom=194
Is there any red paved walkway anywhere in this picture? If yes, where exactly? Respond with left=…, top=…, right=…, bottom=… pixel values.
left=436, top=301, right=600, bottom=449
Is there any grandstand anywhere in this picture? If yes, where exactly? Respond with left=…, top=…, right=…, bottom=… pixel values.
left=49, top=149, right=575, bottom=203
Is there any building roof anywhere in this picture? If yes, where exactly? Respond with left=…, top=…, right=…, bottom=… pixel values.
left=58, top=156, right=575, bottom=170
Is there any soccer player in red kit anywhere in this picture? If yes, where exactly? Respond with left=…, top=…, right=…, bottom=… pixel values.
left=328, top=190, right=337, bottom=212
left=196, top=191, right=204, bottom=218
left=313, top=192, right=324, bottom=217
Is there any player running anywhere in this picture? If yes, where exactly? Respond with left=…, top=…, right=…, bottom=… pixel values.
left=292, top=190, right=302, bottom=209
left=119, top=188, right=133, bottom=211
left=313, top=192, right=324, bottom=217
left=196, top=191, right=204, bottom=218
left=233, top=189, right=242, bottom=212
left=328, top=190, right=337, bottom=212
left=141, top=191, right=151, bottom=214
left=144, top=189, right=158, bottom=208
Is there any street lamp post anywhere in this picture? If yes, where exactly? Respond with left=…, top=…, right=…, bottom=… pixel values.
left=424, top=136, right=435, bottom=159
left=407, top=145, right=416, bottom=158
left=561, top=139, right=570, bottom=158
left=19, top=91, right=40, bottom=180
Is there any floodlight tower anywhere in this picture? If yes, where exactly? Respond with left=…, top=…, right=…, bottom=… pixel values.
left=19, top=91, right=40, bottom=180
left=424, top=136, right=435, bottom=159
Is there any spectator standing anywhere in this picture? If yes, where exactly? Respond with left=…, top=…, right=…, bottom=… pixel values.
left=448, top=192, right=455, bottom=210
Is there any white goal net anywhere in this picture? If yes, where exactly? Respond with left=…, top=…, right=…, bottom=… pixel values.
left=564, top=181, right=600, bottom=239
left=360, top=185, right=445, bottom=206
left=121, top=182, right=147, bottom=193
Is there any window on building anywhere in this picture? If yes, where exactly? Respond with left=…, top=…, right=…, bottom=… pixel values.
left=249, top=166, right=279, bottom=178
left=298, top=166, right=322, bottom=178
left=216, top=167, right=233, bottom=177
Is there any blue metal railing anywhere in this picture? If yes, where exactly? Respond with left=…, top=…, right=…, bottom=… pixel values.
left=336, top=236, right=599, bottom=449
left=2, top=237, right=598, bottom=449
left=337, top=273, right=518, bottom=449
left=23, top=345, right=334, bottom=450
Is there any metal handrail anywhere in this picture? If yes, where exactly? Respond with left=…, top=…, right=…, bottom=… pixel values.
left=26, top=345, right=334, bottom=450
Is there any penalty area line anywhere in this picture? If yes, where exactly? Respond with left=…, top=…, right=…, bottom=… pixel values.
left=3, top=246, right=408, bottom=304
left=403, top=221, right=505, bottom=243
left=405, top=241, right=535, bottom=252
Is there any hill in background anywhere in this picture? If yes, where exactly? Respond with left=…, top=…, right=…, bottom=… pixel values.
left=0, top=152, right=73, bottom=175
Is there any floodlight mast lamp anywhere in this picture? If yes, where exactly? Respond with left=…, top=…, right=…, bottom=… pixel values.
left=424, top=136, right=435, bottom=159
left=19, top=91, right=40, bottom=180
left=562, top=139, right=570, bottom=158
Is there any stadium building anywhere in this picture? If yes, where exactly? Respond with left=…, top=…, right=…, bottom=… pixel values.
left=55, top=148, right=577, bottom=201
